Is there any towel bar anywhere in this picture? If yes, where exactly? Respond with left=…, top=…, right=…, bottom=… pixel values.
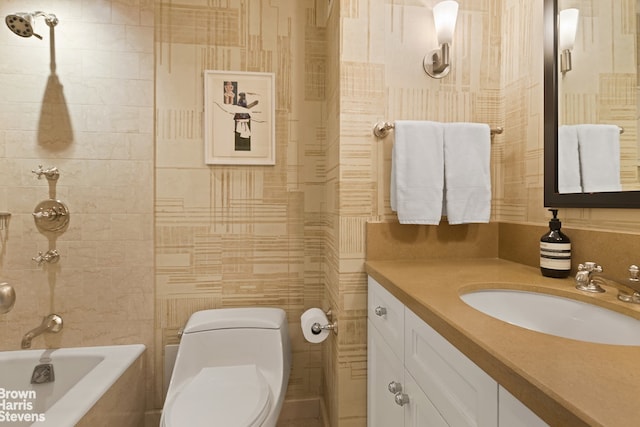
left=373, top=121, right=503, bottom=138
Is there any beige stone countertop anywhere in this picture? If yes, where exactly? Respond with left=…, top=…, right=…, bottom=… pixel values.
left=365, top=258, right=640, bottom=427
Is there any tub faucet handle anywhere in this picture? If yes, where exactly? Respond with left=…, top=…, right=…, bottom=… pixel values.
left=32, top=249, right=60, bottom=266
left=31, top=165, right=59, bottom=181
left=628, top=265, right=639, bottom=281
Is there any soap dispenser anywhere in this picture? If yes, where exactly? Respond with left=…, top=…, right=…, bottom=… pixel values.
left=540, top=209, right=571, bottom=278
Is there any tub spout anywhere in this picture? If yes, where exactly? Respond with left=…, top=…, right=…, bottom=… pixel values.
left=21, top=314, right=63, bottom=349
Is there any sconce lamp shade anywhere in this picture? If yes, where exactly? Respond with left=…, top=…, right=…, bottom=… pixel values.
left=433, top=1, right=459, bottom=45
left=559, top=8, right=579, bottom=51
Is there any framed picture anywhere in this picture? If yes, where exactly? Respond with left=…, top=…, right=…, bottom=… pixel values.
left=204, top=70, right=275, bottom=165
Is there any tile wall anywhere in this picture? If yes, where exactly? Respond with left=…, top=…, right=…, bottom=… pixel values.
left=0, top=0, right=155, bottom=409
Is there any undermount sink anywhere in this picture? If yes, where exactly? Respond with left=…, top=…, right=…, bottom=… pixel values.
left=460, top=288, right=640, bottom=346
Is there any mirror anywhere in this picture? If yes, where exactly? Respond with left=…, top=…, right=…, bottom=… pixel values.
left=544, top=0, right=640, bottom=207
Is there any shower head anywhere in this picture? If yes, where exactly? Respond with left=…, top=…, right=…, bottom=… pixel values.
left=5, top=13, right=37, bottom=38
left=5, top=11, right=58, bottom=40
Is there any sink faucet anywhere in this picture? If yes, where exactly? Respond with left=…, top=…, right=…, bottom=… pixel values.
left=21, top=314, right=63, bottom=349
left=575, top=262, right=640, bottom=303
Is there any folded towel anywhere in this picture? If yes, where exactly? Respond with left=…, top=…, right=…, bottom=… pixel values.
left=443, top=123, right=491, bottom=224
left=557, top=125, right=582, bottom=193
left=390, top=120, right=444, bottom=224
left=576, top=124, right=621, bottom=192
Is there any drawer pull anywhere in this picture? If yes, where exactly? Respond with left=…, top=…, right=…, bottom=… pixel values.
left=387, top=381, right=402, bottom=394
left=394, top=392, right=410, bottom=406
left=374, top=306, right=387, bottom=316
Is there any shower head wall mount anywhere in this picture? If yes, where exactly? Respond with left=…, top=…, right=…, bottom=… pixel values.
left=5, top=11, right=58, bottom=40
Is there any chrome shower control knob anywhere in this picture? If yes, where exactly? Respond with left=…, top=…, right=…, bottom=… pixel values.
left=629, top=265, right=639, bottom=281
left=388, top=381, right=402, bottom=394
left=32, top=200, right=70, bottom=232
left=374, top=306, right=387, bottom=316
left=394, top=392, right=410, bottom=406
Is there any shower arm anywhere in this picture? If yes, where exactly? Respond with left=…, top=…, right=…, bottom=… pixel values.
left=33, top=11, right=58, bottom=27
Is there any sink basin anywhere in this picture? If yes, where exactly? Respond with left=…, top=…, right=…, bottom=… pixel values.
left=460, top=289, right=640, bottom=346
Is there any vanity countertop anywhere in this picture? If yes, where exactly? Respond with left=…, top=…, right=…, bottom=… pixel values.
left=365, top=258, right=640, bottom=427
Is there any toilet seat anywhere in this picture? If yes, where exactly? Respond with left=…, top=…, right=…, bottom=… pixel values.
left=164, top=364, right=272, bottom=427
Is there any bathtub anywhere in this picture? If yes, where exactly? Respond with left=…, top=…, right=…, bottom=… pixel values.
left=0, top=344, right=145, bottom=427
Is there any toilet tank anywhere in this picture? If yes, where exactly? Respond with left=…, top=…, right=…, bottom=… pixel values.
left=170, top=308, right=291, bottom=393
left=185, top=308, right=287, bottom=333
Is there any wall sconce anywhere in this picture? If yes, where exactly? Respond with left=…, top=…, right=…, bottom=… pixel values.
left=559, top=8, right=579, bottom=73
left=424, top=0, right=459, bottom=79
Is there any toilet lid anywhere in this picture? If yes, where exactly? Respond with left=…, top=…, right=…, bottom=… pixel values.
left=165, top=364, right=271, bottom=427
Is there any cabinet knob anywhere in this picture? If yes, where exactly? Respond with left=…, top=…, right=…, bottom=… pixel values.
left=387, top=381, right=402, bottom=394
left=394, top=392, right=410, bottom=406
left=374, top=306, right=387, bottom=316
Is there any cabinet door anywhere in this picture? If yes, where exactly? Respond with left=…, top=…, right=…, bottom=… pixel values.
left=368, top=276, right=404, bottom=361
left=405, top=308, right=498, bottom=427
left=498, top=386, right=549, bottom=427
left=404, top=371, right=449, bottom=427
left=368, top=320, right=404, bottom=427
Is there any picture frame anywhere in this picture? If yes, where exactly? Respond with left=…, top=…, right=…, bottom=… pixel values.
left=203, top=70, right=275, bottom=165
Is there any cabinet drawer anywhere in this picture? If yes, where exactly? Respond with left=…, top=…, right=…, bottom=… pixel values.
left=405, top=308, right=498, bottom=427
left=368, top=276, right=404, bottom=360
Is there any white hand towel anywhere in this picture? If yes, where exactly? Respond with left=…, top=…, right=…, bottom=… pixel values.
left=576, top=124, right=621, bottom=192
left=443, top=123, right=491, bottom=225
left=557, top=125, right=582, bottom=193
left=390, top=121, right=444, bottom=225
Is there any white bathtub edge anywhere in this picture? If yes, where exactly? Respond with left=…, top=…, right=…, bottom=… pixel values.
left=35, top=344, right=145, bottom=427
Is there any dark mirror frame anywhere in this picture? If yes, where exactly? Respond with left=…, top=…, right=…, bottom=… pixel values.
left=543, top=0, right=640, bottom=208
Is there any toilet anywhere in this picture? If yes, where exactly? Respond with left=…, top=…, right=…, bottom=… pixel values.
left=160, top=307, right=291, bottom=427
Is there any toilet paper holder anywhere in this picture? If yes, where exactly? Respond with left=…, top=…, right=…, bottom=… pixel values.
left=310, top=309, right=338, bottom=335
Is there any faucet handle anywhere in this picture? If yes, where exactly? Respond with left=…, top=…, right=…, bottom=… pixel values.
left=32, top=250, right=60, bottom=266
left=628, top=265, right=639, bottom=282
left=576, top=262, right=605, bottom=294
left=579, top=262, right=602, bottom=273
left=31, top=165, right=59, bottom=181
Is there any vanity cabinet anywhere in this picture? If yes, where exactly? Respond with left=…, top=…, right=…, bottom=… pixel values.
left=368, top=322, right=448, bottom=426
left=368, top=276, right=548, bottom=427
left=368, top=280, right=447, bottom=427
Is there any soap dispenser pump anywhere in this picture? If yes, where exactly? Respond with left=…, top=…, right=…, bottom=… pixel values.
left=540, top=209, right=571, bottom=278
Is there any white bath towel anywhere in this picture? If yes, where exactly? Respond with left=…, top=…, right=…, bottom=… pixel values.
left=443, top=123, right=491, bottom=224
left=557, top=125, right=582, bottom=193
left=576, top=124, right=621, bottom=192
left=390, top=120, right=444, bottom=224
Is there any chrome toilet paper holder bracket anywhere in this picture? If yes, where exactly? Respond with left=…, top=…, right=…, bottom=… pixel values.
left=311, top=309, right=338, bottom=335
